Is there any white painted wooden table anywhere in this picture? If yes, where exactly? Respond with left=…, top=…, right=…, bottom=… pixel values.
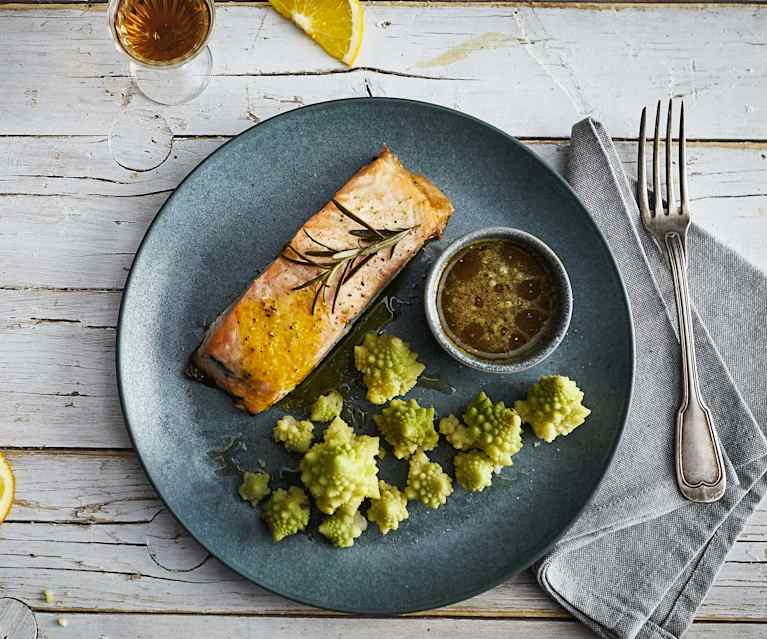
left=1, top=1, right=766, bottom=637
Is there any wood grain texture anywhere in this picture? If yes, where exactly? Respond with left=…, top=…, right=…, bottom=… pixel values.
left=1, top=5, right=767, bottom=138
left=1, top=450, right=764, bottom=620
left=1, top=137, right=766, bottom=291
left=1, top=517, right=765, bottom=620
left=26, top=616, right=767, bottom=639
left=2, top=1, right=767, bottom=632
left=8, top=0, right=767, bottom=4
left=8, top=450, right=765, bottom=530
left=6, top=451, right=160, bottom=523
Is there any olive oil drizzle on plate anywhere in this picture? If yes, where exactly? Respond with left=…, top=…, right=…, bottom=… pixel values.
left=277, top=296, right=396, bottom=413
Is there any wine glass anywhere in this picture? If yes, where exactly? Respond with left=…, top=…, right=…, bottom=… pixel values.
left=107, top=0, right=215, bottom=106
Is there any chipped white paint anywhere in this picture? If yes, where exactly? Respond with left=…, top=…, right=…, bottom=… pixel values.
left=6, top=442, right=767, bottom=620
left=512, top=7, right=594, bottom=117
left=31, top=616, right=767, bottom=639
left=1, top=137, right=766, bottom=292
left=0, top=505, right=765, bottom=619
left=1, top=2, right=766, bottom=636
left=1, top=5, right=767, bottom=137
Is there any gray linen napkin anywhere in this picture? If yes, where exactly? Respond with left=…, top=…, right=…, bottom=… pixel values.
left=536, top=118, right=767, bottom=639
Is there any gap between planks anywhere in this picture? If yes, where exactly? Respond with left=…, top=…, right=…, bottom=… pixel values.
left=24, top=615, right=767, bottom=639
left=3, top=2, right=767, bottom=8
left=2, top=134, right=767, bottom=146
left=25, top=612, right=767, bottom=623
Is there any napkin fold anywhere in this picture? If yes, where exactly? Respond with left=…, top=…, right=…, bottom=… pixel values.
left=536, top=118, right=767, bottom=639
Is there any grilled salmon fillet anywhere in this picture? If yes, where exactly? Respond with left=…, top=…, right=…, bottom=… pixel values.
left=189, top=147, right=454, bottom=414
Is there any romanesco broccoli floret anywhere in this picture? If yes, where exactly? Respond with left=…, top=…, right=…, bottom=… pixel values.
left=463, top=392, right=523, bottom=467
left=273, top=415, right=314, bottom=453
left=238, top=471, right=270, bottom=506
left=373, top=399, right=438, bottom=459
left=261, top=486, right=310, bottom=542
left=454, top=451, right=496, bottom=493
left=299, top=417, right=380, bottom=514
left=318, top=501, right=368, bottom=548
left=405, top=449, right=453, bottom=509
left=367, top=480, right=409, bottom=534
left=438, top=414, right=480, bottom=450
left=354, top=332, right=425, bottom=404
left=515, top=375, right=591, bottom=443
left=310, top=390, right=344, bottom=422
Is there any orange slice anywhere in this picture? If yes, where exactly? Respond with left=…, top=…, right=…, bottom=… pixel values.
left=0, top=453, right=15, bottom=523
left=269, top=0, right=364, bottom=67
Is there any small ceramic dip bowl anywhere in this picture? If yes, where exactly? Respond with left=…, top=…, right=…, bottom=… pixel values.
left=424, top=227, right=572, bottom=373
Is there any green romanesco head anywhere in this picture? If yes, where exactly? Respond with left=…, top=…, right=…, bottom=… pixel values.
left=405, top=449, right=453, bottom=509
left=238, top=471, right=271, bottom=506
left=354, top=332, right=425, bottom=404
left=367, top=480, right=409, bottom=535
left=463, top=392, right=523, bottom=468
left=261, top=486, right=310, bottom=542
left=273, top=415, right=315, bottom=454
left=318, top=501, right=368, bottom=548
left=310, top=390, right=344, bottom=422
left=454, top=451, right=496, bottom=493
left=299, top=417, right=380, bottom=515
left=514, top=375, right=591, bottom=443
left=373, top=399, right=438, bottom=459
left=438, top=414, right=480, bottom=450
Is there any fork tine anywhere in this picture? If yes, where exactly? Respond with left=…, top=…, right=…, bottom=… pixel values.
left=652, top=100, right=663, bottom=217
left=637, top=107, right=651, bottom=225
left=679, top=101, right=689, bottom=215
left=666, top=100, right=676, bottom=213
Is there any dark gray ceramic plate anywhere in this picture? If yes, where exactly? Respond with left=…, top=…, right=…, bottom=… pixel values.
left=117, top=98, right=634, bottom=614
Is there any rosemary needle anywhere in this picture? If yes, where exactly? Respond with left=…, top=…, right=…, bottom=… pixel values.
left=281, top=200, right=418, bottom=314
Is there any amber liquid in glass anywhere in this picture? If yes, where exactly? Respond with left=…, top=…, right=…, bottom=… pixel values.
left=113, top=0, right=211, bottom=66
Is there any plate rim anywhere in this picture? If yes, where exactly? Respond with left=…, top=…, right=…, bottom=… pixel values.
left=116, top=97, right=635, bottom=615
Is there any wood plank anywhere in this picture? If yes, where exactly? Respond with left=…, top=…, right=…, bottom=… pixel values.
left=0, top=290, right=130, bottom=447
left=729, top=541, right=767, bottom=562
left=0, top=511, right=764, bottom=620
left=3, top=449, right=766, bottom=620
left=9, top=449, right=763, bottom=535
left=30, top=616, right=601, bottom=639
left=1, top=5, right=767, bottom=139
left=0, top=136, right=224, bottom=198
left=0, top=519, right=564, bottom=618
left=28, top=616, right=767, bottom=639
left=6, top=451, right=161, bottom=523
left=1, top=138, right=766, bottom=291
left=9, top=0, right=767, bottom=5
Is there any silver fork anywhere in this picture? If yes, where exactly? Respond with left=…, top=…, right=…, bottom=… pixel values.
left=638, top=100, right=726, bottom=503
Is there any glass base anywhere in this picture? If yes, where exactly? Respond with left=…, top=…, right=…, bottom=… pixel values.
left=130, top=46, right=213, bottom=106
left=109, top=109, right=173, bottom=171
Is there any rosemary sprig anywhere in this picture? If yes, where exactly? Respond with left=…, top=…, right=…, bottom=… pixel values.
left=281, top=200, right=418, bottom=314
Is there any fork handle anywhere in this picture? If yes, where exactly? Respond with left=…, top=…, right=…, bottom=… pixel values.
left=665, top=232, right=726, bottom=503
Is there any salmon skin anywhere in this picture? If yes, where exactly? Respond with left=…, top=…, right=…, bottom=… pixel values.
left=188, top=147, right=454, bottom=414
